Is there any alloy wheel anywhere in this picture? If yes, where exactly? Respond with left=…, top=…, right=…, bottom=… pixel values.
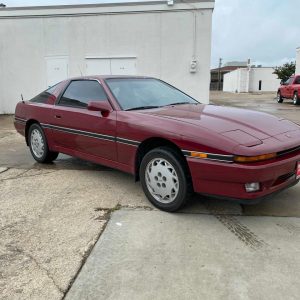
left=293, top=94, right=298, bottom=105
left=145, top=158, right=179, bottom=204
left=30, top=128, right=45, bottom=158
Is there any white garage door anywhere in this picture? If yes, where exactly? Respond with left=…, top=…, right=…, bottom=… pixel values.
left=86, top=59, right=111, bottom=75
left=86, top=58, right=137, bottom=76
left=46, top=57, right=68, bottom=88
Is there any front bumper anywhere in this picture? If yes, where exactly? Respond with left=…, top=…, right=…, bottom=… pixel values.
left=187, top=153, right=300, bottom=202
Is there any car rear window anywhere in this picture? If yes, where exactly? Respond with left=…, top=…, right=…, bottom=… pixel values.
left=30, top=82, right=63, bottom=104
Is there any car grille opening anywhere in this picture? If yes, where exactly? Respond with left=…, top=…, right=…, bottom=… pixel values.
left=272, top=172, right=295, bottom=186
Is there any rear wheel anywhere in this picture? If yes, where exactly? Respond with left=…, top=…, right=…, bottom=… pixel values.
left=277, top=91, right=283, bottom=103
left=28, top=123, right=59, bottom=163
left=140, top=147, right=191, bottom=212
left=293, top=92, right=300, bottom=105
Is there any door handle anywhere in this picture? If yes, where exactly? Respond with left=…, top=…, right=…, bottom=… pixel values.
left=55, top=115, right=62, bottom=119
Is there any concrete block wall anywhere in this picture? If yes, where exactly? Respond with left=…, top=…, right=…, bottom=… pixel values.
left=0, top=0, right=214, bottom=114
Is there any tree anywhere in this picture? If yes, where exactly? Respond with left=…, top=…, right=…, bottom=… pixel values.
left=273, top=62, right=296, bottom=82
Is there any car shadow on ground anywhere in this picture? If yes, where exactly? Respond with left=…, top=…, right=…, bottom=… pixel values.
left=51, top=155, right=300, bottom=218
left=1, top=113, right=299, bottom=218
left=2, top=149, right=299, bottom=218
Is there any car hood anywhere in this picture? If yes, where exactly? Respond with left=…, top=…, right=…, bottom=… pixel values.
left=138, top=104, right=300, bottom=146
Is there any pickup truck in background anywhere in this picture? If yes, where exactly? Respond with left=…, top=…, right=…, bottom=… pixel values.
left=277, top=75, right=300, bottom=105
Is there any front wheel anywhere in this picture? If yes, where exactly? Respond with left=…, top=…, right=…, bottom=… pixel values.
left=277, top=91, right=283, bottom=103
left=28, top=123, right=59, bottom=163
left=293, top=92, right=300, bottom=105
left=140, top=147, right=191, bottom=212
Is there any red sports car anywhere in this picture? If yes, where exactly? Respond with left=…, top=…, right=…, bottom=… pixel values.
left=14, top=76, right=300, bottom=211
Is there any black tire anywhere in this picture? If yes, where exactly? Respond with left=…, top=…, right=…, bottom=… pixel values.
left=139, top=147, right=192, bottom=212
left=277, top=91, right=283, bottom=103
left=293, top=92, right=300, bottom=105
left=28, top=123, right=59, bottom=163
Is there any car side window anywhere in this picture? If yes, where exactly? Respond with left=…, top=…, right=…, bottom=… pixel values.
left=30, top=82, right=62, bottom=104
left=294, top=77, right=300, bottom=85
left=59, top=80, right=107, bottom=108
left=284, top=78, right=293, bottom=85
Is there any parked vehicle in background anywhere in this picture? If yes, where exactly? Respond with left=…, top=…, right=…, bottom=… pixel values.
left=277, top=75, right=300, bottom=105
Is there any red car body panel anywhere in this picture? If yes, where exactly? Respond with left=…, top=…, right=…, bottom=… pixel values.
left=188, top=152, right=298, bottom=200
left=14, top=76, right=300, bottom=202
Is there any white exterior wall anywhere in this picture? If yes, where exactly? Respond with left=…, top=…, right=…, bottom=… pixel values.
left=0, top=1, right=214, bottom=114
left=296, top=47, right=300, bottom=75
left=223, top=68, right=248, bottom=93
left=223, top=69, right=239, bottom=93
left=248, top=68, right=280, bottom=92
left=239, top=68, right=249, bottom=92
left=223, top=67, right=280, bottom=93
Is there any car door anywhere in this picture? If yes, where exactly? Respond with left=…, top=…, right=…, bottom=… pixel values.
left=294, top=76, right=300, bottom=91
left=281, top=78, right=289, bottom=98
left=51, top=79, right=117, bottom=161
left=286, top=77, right=294, bottom=98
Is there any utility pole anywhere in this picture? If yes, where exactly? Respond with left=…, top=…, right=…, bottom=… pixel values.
left=217, top=58, right=222, bottom=91
left=246, top=58, right=251, bottom=93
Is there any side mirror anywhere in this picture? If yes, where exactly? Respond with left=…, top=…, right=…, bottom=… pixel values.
left=87, top=101, right=112, bottom=117
left=280, top=80, right=284, bottom=85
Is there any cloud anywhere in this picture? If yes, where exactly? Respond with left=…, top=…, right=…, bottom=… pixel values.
left=211, top=0, right=300, bottom=67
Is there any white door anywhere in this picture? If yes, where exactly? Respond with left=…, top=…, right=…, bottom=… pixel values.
left=86, top=59, right=111, bottom=76
left=85, top=58, right=137, bottom=76
left=46, top=57, right=68, bottom=88
left=110, top=58, right=136, bottom=75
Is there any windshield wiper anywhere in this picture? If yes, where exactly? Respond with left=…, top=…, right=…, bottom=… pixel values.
left=126, top=105, right=160, bottom=111
left=164, top=101, right=198, bottom=106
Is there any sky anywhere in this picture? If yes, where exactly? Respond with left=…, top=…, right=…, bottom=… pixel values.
left=2, top=0, right=300, bottom=68
left=211, top=0, right=300, bottom=68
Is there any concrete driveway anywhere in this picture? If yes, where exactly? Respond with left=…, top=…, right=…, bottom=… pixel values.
left=66, top=209, right=300, bottom=300
left=0, top=92, right=300, bottom=299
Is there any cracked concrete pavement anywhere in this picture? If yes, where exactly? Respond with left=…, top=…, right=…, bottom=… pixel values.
left=65, top=210, right=300, bottom=300
left=0, top=162, right=149, bottom=299
left=0, top=117, right=149, bottom=299
left=0, top=166, right=110, bottom=299
left=1, top=92, right=300, bottom=299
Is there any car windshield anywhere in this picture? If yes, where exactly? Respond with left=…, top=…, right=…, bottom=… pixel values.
left=285, top=77, right=294, bottom=85
left=105, top=78, right=199, bottom=110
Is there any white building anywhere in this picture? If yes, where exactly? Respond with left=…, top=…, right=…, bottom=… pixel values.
left=223, top=67, right=280, bottom=93
left=296, top=47, right=300, bottom=74
left=0, top=0, right=214, bottom=114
